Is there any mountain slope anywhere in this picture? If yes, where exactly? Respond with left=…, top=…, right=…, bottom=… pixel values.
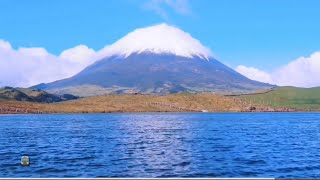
left=34, top=53, right=273, bottom=95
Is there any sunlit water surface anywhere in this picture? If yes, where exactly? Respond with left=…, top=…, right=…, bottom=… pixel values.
left=1, top=113, right=320, bottom=178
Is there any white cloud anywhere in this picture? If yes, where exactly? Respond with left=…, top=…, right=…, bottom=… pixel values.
left=236, top=65, right=272, bottom=84
left=60, top=45, right=96, bottom=65
left=143, top=0, right=191, bottom=19
left=236, top=52, right=320, bottom=87
left=0, top=40, right=105, bottom=87
left=0, top=39, right=12, bottom=50
left=106, top=23, right=212, bottom=59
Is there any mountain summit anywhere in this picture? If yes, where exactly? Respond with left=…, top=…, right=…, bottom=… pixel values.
left=33, top=24, right=273, bottom=96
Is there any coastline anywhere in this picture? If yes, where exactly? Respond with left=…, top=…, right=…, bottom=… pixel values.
left=0, top=93, right=315, bottom=114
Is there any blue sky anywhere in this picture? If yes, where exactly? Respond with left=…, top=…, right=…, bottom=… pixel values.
left=1, top=0, right=320, bottom=87
left=0, top=0, right=319, bottom=69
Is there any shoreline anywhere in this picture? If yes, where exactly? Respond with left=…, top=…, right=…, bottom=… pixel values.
left=2, top=110, right=320, bottom=115
left=1, top=92, right=319, bottom=114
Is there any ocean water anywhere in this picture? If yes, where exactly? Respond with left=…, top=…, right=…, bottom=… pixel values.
left=0, top=113, right=320, bottom=178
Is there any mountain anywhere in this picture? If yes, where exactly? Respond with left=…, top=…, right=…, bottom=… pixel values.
left=0, top=87, right=78, bottom=103
left=33, top=24, right=274, bottom=96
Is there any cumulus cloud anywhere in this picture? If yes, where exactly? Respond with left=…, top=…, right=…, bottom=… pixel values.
left=236, top=65, right=272, bottom=84
left=0, top=39, right=106, bottom=87
left=236, top=52, right=320, bottom=87
left=0, top=39, right=12, bottom=50
left=143, top=0, right=191, bottom=19
left=60, top=45, right=96, bottom=65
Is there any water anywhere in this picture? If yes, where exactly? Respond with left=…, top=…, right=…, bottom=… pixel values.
left=0, top=113, right=320, bottom=178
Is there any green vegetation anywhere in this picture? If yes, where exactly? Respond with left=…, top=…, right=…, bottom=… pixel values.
left=0, top=87, right=78, bottom=103
left=240, top=87, right=320, bottom=111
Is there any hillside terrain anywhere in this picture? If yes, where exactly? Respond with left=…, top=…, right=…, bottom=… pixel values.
left=0, top=87, right=78, bottom=103
left=1, top=87, right=320, bottom=114
left=240, top=87, right=320, bottom=111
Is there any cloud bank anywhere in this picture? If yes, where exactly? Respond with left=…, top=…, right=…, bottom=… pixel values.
left=236, top=52, right=320, bottom=87
left=0, top=39, right=110, bottom=87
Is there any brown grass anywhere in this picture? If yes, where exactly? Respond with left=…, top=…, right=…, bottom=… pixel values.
left=0, top=94, right=249, bottom=114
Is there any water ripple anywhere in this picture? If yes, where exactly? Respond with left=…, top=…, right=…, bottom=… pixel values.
left=0, top=113, right=320, bottom=177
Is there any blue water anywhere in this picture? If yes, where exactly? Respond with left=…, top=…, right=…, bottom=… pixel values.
left=0, top=113, right=320, bottom=178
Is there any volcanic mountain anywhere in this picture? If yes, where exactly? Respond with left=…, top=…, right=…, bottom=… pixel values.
left=34, top=24, right=273, bottom=96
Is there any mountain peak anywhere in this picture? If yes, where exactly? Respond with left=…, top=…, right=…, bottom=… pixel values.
left=107, top=23, right=213, bottom=60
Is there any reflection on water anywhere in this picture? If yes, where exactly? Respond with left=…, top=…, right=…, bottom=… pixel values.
left=116, top=114, right=195, bottom=177
left=0, top=113, right=320, bottom=177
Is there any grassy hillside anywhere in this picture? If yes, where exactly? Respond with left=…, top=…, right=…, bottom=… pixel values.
left=240, top=87, right=320, bottom=111
left=0, top=87, right=78, bottom=103
left=2, top=87, right=319, bottom=114
left=0, top=94, right=248, bottom=113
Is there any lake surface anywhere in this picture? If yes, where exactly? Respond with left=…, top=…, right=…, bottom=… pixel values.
left=0, top=113, right=320, bottom=178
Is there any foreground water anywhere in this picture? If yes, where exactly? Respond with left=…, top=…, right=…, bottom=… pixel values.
left=0, top=113, right=320, bottom=178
